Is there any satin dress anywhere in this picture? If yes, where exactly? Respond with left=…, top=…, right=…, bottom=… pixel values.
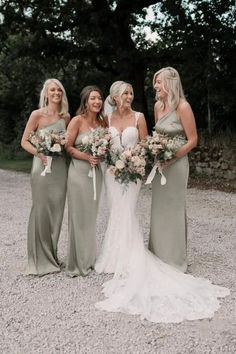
left=66, top=130, right=102, bottom=277
left=26, top=119, right=67, bottom=275
left=149, top=110, right=189, bottom=272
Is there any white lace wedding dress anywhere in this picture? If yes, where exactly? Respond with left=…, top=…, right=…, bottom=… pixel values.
left=95, top=113, right=229, bottom=323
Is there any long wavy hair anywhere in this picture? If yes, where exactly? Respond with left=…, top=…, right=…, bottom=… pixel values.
left=153, top=67, right=185, bottom=110
left=76, top=85, right=105, bottom=122
left=39, top=78, right=69, bottom=116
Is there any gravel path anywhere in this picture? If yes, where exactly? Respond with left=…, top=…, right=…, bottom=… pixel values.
left=0, top=169, right=235, bottom=354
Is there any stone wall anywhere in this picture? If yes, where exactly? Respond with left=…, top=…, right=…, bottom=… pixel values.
left=189, top=142, right=236, bottom=183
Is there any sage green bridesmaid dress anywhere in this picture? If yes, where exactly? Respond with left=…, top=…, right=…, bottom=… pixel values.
left=148, top=111, right=189, bottom=272
left=66, top=131, right=102, bottom=277
left=26, top=119, right=67, bottom=275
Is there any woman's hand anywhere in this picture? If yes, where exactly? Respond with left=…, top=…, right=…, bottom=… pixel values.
left=160, top=158, right=178, bottom=171
left=176, top=101, right=198, bottom=157
left=37, top=153, right=48, bottom=165
left=88, top=155, right=100, bottom=167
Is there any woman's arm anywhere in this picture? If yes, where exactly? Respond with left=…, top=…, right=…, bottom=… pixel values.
left=21, top=110, right=48, bottom=164
left=176, top=100, right=198, bottom=158
left=21, top=111, right=44, bottom=160
left=21, top=110, right=39, bottom=156
left=66, top=116, right=99, bottom=167
left=153, top=102, right=160, bottom=123
left=137, top=113, right=148, bottom=140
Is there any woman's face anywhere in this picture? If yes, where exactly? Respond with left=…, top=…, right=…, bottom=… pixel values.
left=86, top=90, right=103, bottom=113
left=154, top=74, right=167, bottom=100
left=116, top=85, right=134, bottom=108
left=47, top=83, right=63, bottom=104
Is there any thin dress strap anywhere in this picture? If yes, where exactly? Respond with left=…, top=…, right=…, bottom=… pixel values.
left=107, top=112, right=113, bottom=127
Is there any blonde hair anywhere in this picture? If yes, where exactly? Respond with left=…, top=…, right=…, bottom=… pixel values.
left=106, top=80, right=133, bottom=109
left=39, top=78, right=69, bottom=116
left=153, top=67, right=185, bottom=110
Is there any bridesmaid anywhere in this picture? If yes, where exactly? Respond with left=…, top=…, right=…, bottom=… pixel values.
left=65, top=86, right=106, bottom=277
left=21, top=78, right=70, bottom=275
left=148, top=67, right=198, bottom=272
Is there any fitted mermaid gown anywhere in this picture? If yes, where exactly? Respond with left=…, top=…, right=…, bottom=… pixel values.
left=149, top=110, right=189, bottom=272
left=66, top=130, right=103, bottom=277
left=26, top=119, right=67, bottom=275
left=95, top=114, right=229, bottom=323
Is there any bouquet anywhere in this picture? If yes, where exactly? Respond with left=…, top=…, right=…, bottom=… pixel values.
left=107, top=143, right=147, bottom=187
left=77, top=126, right=111, bottom=160
left=143, top=131, right=186, bottom=185
left=76, top=126, right=112, bottom=200
left=28, top=129, right=67, bottom=176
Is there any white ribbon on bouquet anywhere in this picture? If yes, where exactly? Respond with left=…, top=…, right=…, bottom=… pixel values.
left=145, top=161, right=167, bottom=186
left=41, top=156, right=53, bottom=176
left=88, top=167, right=97, bottom=200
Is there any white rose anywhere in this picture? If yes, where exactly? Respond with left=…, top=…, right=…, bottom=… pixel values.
left=82, top=136, right=89, bottom=144
left=50, top=143, right=62, bottom=152
left=163, top=151, right=173, bottom=160
left=101, top=138, right=108, bottom=146
left=39, top=130, right=46, bottom=139
left=115, top=160, right=125, bottom=169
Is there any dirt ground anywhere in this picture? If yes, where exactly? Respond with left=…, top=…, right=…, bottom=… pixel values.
left=0, top=169, right=235, bottom=354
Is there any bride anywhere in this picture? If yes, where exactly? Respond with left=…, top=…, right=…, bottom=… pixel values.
left=95, top=80, right=229, bottom=323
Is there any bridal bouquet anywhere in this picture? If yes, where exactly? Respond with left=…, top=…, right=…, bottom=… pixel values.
left=28, top=129, right=67, bottom=176
left=107, top=143, right=147, bottom=186
left=143, top=131, right=186, bottom=185
left=77, top=126, right=112, bottom=200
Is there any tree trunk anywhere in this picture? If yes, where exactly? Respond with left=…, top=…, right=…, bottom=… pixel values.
left=207, top=90, right=211, bottom=135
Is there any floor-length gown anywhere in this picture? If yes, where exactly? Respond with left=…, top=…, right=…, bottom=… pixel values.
left=95, top=113, right=229, bottom=323
left=66, top=131, right=102, bottom=277
left=149, top=110, right=189, bottom=272
left=26, top=119, right=67, bottom=275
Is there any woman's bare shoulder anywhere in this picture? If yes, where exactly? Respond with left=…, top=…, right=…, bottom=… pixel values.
left=67, top=115, right=82, bottom=128
left=28, top=108, right=46, bottom=123
left=178, top=99, right=191, bottom=112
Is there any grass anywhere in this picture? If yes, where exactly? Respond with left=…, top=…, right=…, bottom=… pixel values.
left=1, top=157, right=234, bottom=193
left=0, top=158, right=32, bottom=173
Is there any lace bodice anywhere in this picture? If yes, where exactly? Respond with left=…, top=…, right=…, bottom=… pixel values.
left=109, top=126, right=139, bottom=150
left=108, top=112, right=140, bottom=150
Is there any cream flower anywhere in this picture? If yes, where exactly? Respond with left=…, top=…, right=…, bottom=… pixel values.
left=115, top=160, right=125, bottom=169
left=82, top=135, right=89, bottom=144
left=50, top=143, right=61, bottom=152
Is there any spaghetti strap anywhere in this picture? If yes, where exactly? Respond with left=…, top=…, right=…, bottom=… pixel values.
left=107, top=112, right=113, bottom=127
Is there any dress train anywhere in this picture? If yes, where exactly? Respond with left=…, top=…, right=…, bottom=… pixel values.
left=95, top=173, right=229, bottom=323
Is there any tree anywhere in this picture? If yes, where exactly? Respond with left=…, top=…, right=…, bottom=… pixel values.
left=0, top=0, right=162, bottom=132
left=148, top=0, right=236, bottom=132
left=0, top=0, right=235, bottom=154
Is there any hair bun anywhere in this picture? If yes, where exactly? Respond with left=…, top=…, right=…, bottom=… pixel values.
left=107, top=94, right=116, bottom=106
